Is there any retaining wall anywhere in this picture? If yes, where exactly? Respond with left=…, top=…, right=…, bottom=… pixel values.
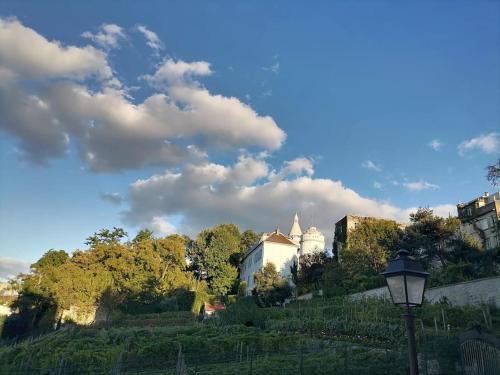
left=349, top=276, right=500, bottom=308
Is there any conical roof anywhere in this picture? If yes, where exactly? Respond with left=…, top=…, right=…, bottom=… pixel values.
left=289, top=212, right=302, bottom=237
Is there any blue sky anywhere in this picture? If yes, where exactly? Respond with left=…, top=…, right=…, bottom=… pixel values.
left=0, top=1, right=499, bottom=278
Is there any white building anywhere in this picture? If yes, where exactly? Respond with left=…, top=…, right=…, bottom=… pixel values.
left=300, top=226, right=325, bottom=256
left=240, top=214, right=326, bottom=294
left=289, top=213, right=302, bottom=245
left=240, top=229, right=298, bottom=293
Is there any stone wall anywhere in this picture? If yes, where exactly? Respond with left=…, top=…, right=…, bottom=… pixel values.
left=349, top=276, right=500, bottom=308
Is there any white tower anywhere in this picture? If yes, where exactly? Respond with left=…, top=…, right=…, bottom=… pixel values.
left=300, top=226, right=325, bottom=256
left=288, top=213, right=302, bottom=246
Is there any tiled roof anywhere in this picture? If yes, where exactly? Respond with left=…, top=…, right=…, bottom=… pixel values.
left=204, top=302, right=225, bottom=312
left=264, top=232, right=297, bottom=246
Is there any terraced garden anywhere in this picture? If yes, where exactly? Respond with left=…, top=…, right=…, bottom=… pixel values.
left=0, top=296, right=496, bottom=374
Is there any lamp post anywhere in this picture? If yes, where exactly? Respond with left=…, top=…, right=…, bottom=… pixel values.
left=381, top=250, right=429, bottom=375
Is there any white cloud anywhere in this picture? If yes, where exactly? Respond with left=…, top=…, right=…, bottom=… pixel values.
left=399, top=204, right=457, bottom=220
left=150, top=216, right=177, bottom=236
left=123, top=156, right=454, bottom=244
left=279, top=157, right=314, bottom=177
left=428, top=139, right=443, bottom=151
left=135, top=25, right=163, bottom=53
left=403, top=180, right=440, bottom=192
left=0, top=19, right=286, bottom=170
left=0, top=257, right=30, bottom=280
left=82, top=23, right=126, bottom=49
left=262, top=62, right=280, bottom=74
left=230, top=155, right=269, bottom=185
left=144, top=58, right=213, bottom=86
left=0, top=17, right=112, bottom=80
left=100, top=192, right=123, bottom=205
left=458, top=132, right=500, bottom=156
left=262, top=55, right=280, bottom=74
left=373, top=181, right=382, bottom=189
left=361, top=160, right=382, bottom=172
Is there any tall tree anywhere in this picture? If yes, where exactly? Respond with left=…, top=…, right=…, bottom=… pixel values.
left=253, top=262, right=292, bottom=306
left=403, top=208, right=460, bottom=268
left=132, top=229, right=154, bottom=244
left=235, top=229, right=260, bottom=266
left=85, top=227, right=128, bottom=247
left=296, top=252, right=331, bottom=290
left=342, top=218, right=403, bottom=276
left=239, top=230, right=259, bottom=253
left=32, top=250, right=69, bottom=270
left=189, top=224, right=241, bottom=295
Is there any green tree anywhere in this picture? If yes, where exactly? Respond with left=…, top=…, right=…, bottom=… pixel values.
left=232, top=229, right=260, bottom=271
left=153, top=235, right=192, bottom=294
left=253, top=262, right=292, bottom=306
left=6, top=228, right=206, bottom=336
left=32, top=250, right=69, bottom=270
left=132, top=229, right=154, bottom=244
left=295, top=252, right=331, bottom=293
left=239, top=229, right=259, bottom=254
left=323, top=262, right=348, bottom=296
left=237, top=280, right=248, bottom=297
left=85, top=227, right=127, bottom=247
left=403, top=208, right=459, bottom=268
left=190, top=224, right=241, bottom=295
left=342, top=218, right=403, bottom=276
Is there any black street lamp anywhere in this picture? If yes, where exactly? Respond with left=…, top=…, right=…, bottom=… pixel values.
left=381, top=249, right=429, bottom=375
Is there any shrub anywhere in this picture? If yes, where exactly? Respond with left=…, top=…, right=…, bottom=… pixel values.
left=238, top=281, right=247, bottom=297
left=217, top=297, right=263, bottom=326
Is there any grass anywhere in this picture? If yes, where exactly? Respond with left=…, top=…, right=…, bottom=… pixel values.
left=0, top=296, right=496, bottom=374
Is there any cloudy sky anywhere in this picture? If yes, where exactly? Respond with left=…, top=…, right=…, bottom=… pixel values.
left=0, top=1, right=499, bottom=278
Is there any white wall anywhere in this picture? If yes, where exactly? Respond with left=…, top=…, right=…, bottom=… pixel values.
left=349, top=276, right=500, bottom=308
left=240, top=241, right=298, bottom=294
left=300, top=239, right=325, bottom=255
left=240, top=242, right=264, bottom=292
left=263, top=241, right=298, bottom=281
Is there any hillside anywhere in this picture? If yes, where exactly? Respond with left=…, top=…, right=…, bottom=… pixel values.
left=0, top=295, right=495, bottom=375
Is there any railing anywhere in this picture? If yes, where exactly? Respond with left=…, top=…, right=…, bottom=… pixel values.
left=459, top=329, right=500, bottom=375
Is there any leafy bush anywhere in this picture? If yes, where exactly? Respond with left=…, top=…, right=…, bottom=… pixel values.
left=217, top=297, right=263, bottom=326
left=252, top=263, right=293, bottom=307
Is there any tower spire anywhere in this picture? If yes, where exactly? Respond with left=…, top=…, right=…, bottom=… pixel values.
left=289, top=212, right=302, bottom=245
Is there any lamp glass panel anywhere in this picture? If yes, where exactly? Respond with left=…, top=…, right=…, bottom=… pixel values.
left=386, top=275, right=406, bottom=304
left=406, top=275, right=426, bottom=305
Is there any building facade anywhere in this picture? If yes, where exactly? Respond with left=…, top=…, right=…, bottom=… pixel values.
left=457, top=192, right=500, bottom=250
left=332, top=215, right=368, bottom=262
left=240, top=213, right=326, bottom=294
left=332, top=215, right=405, bottom=261
left=300, top=226, right=325, bottom=256
left=240, top=229, right=298, bottom=293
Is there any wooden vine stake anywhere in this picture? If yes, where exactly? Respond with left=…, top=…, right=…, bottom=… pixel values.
left=176, top=345, right=188, bottom=375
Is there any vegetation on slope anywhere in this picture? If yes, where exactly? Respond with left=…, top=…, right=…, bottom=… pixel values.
left=1, top=294, right=494, bottom=374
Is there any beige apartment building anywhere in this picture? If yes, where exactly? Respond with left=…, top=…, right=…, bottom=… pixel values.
left=457, top=192, right=500, bottom=250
